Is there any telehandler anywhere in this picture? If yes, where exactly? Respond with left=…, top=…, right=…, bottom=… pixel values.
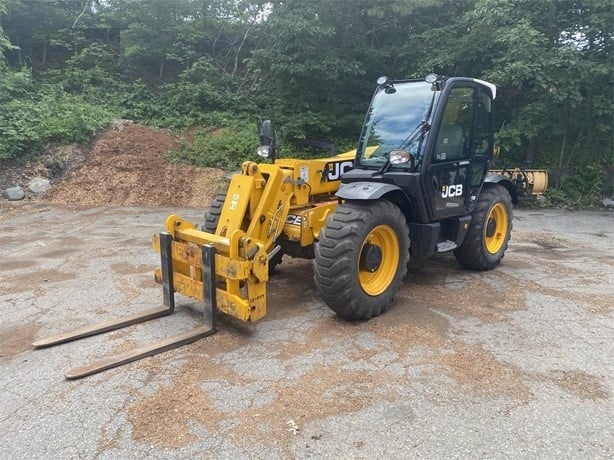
left=34, top=74, right=547, bottom=378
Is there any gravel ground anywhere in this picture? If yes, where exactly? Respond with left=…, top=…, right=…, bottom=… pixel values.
left=0, top=205, right=612, bottom=459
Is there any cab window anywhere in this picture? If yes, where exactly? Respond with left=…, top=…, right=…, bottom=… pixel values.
left=433, top=87, right=475, bottom=162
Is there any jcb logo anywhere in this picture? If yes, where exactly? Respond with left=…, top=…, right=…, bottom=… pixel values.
left=326, top=160, right=354, bottom=181
left=442, top=184, right=463, bottom=198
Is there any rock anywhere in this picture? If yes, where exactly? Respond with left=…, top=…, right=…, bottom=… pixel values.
left=3, top=186, right=25, bottom=201
left=601, top=198, right=614, bottom=209
left=28, top=177, right=52, bottom=195
left=110, top=118, right=134, bottom=131
left=46, top=159, right=67, bottom=178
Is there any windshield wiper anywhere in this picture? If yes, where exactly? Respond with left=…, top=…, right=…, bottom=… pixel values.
left=397, top=120, right=429, bottom=150
left=376, top=121, right=431, bottom=174
left=400, top=88, right=436, bottom=150
left=377, top=89, right=437, bottom=174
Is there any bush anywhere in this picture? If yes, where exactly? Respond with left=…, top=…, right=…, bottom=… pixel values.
left=544, top=164, right=607, bottom=207
left=173, top=119, right=260, bottom=170
left=41, top=92, right=113, bottom=144
left=118, top=80, right=169, bottom=126
left=0, top=69, right=113, bottom=160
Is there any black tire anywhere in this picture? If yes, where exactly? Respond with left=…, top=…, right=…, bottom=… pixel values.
left=202, top=190, right=284, bottom=273
left=314, top=200, right=410, bottom=321
left=202, top=191, right=227, bottom=233
left=268, top=249, right=284, bottom=274
left=454, top=184, right=512, bottom=270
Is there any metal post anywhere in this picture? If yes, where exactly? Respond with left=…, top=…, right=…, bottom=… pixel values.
left=201, top=244, right=217, bottom=331
left=159, top=232, right=175, bottom=313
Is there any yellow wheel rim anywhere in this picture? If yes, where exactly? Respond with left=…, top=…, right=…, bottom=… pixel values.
left=359, top=225, right=400, bottom=296
left=484, top=202, right=508, bottom=254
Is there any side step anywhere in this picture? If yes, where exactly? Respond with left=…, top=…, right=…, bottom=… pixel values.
left=436, top=240, right=458, bottom=252
left=33, top=232, right=218, bottom=380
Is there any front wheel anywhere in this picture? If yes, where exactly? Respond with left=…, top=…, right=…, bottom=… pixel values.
left=454, top=184, right=512, bottom=270
left=314, top=200, right=410, bottom=320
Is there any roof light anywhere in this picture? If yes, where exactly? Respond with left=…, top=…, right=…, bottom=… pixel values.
left=257, top=145, right=271, bottom=158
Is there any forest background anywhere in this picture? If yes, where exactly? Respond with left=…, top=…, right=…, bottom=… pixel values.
left=0, top=0, right=612, bottom=206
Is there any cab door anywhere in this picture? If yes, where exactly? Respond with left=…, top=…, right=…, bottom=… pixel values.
left=427, top=84, right=493, bottom=219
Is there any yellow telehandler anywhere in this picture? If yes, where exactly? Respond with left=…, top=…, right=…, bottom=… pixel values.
left=34, top=74, right=548, bottom=378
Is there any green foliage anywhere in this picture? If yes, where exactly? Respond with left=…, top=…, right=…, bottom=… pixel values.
left=0, top=0, right=611, bottom=208
left=0, top=69, right=113, bottom=160
left=543, top=164, right=608, bottom=208
left=173, top=119, right=260, bottom=170
left=172, top=117, right=356, bottom=171
left=45, top=41, right=121, bottom=98
left=116, top=80, right=164, bottom=123
left=40, top=91, right=113, bottom=144
left=0, top=0, right=14, bottom=62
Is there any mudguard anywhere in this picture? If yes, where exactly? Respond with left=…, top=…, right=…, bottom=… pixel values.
left=484, top=173, right=519, bottom=204
left=336, top=181, right=403, bottom=200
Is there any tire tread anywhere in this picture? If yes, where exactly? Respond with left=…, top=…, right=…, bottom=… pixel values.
left=454, top=185, right=512, bottom=270
left=314, top=200, right=410, bottom=320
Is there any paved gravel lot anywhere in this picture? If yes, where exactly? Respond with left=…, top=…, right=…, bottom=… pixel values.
left=1, top=204, right=612, bottom=459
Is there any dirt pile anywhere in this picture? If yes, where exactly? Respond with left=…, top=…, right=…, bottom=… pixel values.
left=1, top=122, right=225, bottom=210
left=44, top=122, right=225, bottom=208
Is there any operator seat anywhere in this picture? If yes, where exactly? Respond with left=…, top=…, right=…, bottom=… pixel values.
left=434, top=123, right=464, bottom=160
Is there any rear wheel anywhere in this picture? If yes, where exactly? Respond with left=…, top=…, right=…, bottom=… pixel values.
left=314, top=200, right=410, bottom=320
left=202, top=191, right=226, bottom=233
left=454, top=184, right=512, bottom=270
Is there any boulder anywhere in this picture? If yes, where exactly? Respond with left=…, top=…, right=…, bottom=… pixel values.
left=3, top=186, right=25, bottom=201
left=28, top=177, right=52, bottom=195
left=601, top=198, right=614, bottom=209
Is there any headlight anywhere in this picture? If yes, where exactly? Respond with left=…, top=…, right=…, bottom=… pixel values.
left=257, top=145, right=271, bottom=157
left=389, top=150, right=411, bottom=165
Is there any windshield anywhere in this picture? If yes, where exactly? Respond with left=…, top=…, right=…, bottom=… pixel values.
left=357, top=81, right=438, bottom=170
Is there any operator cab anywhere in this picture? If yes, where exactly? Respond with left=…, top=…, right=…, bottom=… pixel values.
left=340, top=74, right=497, bottom=224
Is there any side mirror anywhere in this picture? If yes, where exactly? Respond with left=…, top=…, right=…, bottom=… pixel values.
left=258, top=119, right=276, bottom=160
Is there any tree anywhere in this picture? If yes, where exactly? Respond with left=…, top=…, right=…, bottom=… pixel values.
left=0, top=0, right=611, bottom=198
left=246, top=0, right=373, bottom=143
left=0, top=0, right=16, bottom=67
left=398, top=0, right=612, bottom=181
left=1, top=0, right=101, bottom=68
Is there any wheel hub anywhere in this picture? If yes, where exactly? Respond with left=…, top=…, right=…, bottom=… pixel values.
left=359, top=243, right=382, bottom=273
left=486, top=217, right=497, bottom=237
